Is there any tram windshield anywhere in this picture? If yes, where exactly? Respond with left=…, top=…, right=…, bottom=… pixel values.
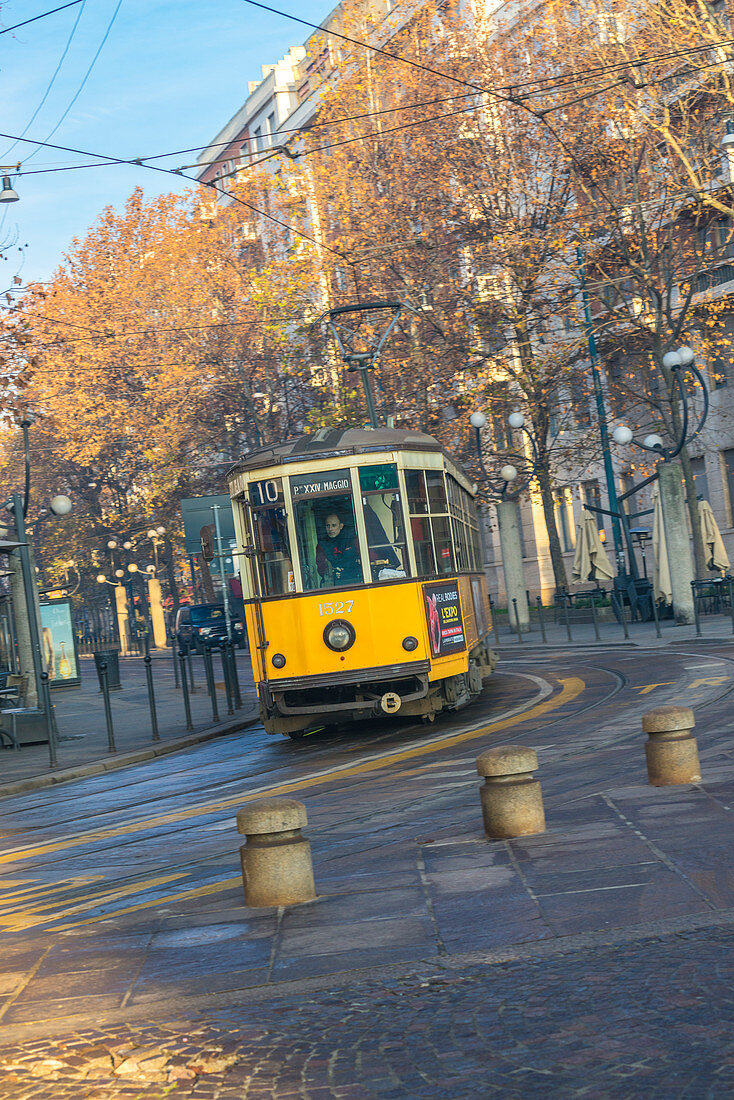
left=359, top=464, right=408, bottom=581
left=249, top=477, right=294, bottom=596
left=291, top=468, right=365, bottom=591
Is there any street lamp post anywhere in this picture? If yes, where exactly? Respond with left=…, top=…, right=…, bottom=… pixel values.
left=577, top=246, right=627, bottom=580
left=470, top=410, right=537, bottom=634
left=611, top=345, right=708, bottom=625
left=97, top=567, right=130, bottom=654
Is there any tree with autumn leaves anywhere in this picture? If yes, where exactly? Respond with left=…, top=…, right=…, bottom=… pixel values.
left=6, top=0, right=734, bottom=598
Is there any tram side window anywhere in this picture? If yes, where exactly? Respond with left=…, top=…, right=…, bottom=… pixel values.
left=448, top=475, right=480, bottom=571
left=359, top=464, right=409, bottom=581
left=293, top=493, right=364, bottom=591
left=249, top=478, right=294, bottom=596
left=405, top=469, right=455, bottom=576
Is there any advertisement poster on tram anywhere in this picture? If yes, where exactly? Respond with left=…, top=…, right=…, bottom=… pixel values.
left=423, top=581, right=466, bottom=658
left=40, top=599, right=81, bottom=688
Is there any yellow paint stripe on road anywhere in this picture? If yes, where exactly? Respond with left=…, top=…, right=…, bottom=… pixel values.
left=2, top=872, right=189, bottom=932
left=0, top=678, right=584, bottom=868
left=50, top=877, right=243, bottom=933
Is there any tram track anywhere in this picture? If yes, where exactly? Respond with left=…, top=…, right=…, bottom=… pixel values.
left=2, top=648, right=733, bottom=939
left=0, top=673, right=550, bottom=839
left=0, top=660, right=625, bottom=902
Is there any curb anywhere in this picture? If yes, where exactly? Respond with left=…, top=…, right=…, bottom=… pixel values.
left=494, top=636, right=734, bottom=652
left=0, top=708, right=260, bottom=800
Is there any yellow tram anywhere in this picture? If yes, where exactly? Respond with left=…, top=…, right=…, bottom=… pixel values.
left=227, top=427, right=497, bottom=738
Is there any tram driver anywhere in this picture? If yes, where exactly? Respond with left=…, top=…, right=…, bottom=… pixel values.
left=316, top=513, right=362, bottom=587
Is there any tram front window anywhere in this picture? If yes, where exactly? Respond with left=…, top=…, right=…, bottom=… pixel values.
left=292, top=474, right=364, bottom=590
left=249, top=478, right=294, bottom=595
left=359, top=464, right=408, bottom=581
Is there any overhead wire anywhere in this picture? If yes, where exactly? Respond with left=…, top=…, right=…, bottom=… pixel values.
left=0, top=1, right=84, bottom=36
left=11, top=36, right=734, bottom=178
left=0, top=11, right=727, bottom=347
left=0, top=0, right=88, bottom=161
left=22, top=0, right=123, bottom=164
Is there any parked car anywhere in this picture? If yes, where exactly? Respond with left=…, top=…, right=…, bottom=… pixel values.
left=175, top=603, right=245, bottom=654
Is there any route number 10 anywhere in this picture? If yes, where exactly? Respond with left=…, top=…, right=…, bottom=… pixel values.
left=251, top=479, right=279, bottom=505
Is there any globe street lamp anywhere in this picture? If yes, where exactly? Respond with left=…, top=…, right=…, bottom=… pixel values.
left=97, top=567, right=130, bottom=654
left=610, top=346, right=709, bottom=625
left=470, top=410, right=540, bottom=634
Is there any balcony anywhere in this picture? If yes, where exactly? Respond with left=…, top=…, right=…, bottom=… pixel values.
left=694, top=263, right=734, bottom=293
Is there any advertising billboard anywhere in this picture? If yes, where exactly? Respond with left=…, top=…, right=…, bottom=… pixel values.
left=40, top=599, right=81, bottom=688
left=423, top=581, right=466, bottom=658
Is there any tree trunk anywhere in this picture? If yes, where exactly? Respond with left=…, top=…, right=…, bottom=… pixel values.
left=197, top=553, right=216, bottom=602
left=535, top=464, right=568, bottom=591
left=8, top=552, right=38, bottom=707
left=163, top=540, right=180, bottom=613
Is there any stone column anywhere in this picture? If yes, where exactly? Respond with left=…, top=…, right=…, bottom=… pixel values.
left=658, top=462, right=695, bottom=625
left=147, top=576, right=167, bottom=648
left=8, top=552, right=38, bottom=707
left=114, top=584, right=130, bottom=655
left=496, top=500, right=530, bottom=632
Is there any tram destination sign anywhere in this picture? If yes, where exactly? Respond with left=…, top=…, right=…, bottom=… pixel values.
left=290, top=469, right=352, bottom=498
left=423, top=580, right=466, bottom=658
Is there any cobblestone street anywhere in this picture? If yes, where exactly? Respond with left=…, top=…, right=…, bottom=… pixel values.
left=2, top=645, right=734, bottom=1097
left=1, top=921, right=732, bottom=1098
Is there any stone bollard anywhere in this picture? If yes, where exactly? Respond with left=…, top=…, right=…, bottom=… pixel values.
left=236, top=797, right=316, bottom=907
left=642, top=706, right=701, bottom=786
left=475, top=745, right=546, bottom=839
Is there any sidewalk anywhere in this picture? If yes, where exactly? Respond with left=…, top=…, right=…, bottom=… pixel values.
left=492, top=605, right=734, bottom=647
left=0, top=650, right=259, bottom=794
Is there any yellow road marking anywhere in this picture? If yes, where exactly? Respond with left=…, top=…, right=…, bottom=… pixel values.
left=1, top=678, right=584, bottom=869
left=0, top=875, right=104, bottom=911
left=688, top=676, right=730, bottom=690
left=50, top=877, right=243, bottom=933
left=636, top=682, right=676, bottom=695
left=2, top=872, right=190, bottom=933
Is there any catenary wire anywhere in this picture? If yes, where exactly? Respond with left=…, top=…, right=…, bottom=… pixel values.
left=13, top=37, right=734, bottom=177
left=0, top=0, right=88, bottom=161
left=22, top=0, right=123, bottom=164
left=0, top=1, right=84, bottom=36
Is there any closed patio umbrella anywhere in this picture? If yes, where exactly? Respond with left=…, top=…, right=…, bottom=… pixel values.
left=652, top=486, right=672, bottom=604
left=572, top=511, right=614, bottom=583
left=698, top=499, right=730, bottom=573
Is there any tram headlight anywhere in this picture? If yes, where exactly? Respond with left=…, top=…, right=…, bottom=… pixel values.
left=402, top=636, right=418, bottom=652
left=323, top=619, right=355, bottom=652
left=272, top=653, right=286, bottom=668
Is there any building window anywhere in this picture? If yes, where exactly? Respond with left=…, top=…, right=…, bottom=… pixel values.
left=554, top=490, right=574, bottom=552
left=704, top=314, right=734, bottom=388
left=582, top=479, right=605, bottom=540
left=690, top=456, right=709, bottom=503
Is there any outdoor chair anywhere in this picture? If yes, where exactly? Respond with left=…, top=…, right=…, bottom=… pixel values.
left=0, top=674, right=28, bottom=710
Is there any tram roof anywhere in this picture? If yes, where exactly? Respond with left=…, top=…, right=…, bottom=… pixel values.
left=229, top=427, right=446, bottom=474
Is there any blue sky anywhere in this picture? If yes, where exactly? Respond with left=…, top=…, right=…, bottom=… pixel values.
left=0, top=0, right=330, bottom=287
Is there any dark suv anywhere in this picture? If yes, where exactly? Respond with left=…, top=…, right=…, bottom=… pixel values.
left=175, top=604, right=245, bottom=654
